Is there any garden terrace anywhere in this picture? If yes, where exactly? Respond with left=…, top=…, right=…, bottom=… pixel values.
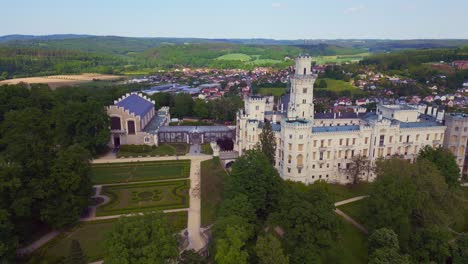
left=91, top=160, right=190, bottom=184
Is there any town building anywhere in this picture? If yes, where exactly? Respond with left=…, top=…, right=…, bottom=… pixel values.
left=236, top=55, right=447, bottom=184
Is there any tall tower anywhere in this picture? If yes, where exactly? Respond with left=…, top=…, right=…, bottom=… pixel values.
left=287, top=54, right=316, bottom=121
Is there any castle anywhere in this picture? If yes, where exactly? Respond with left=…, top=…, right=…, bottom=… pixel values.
left=236, top=55, right=448, bottom=184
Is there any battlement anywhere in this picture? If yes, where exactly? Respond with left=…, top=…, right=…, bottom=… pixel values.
left=114, top=92, right=155, bottom=105
left=282, top=119, right=312, bottom=130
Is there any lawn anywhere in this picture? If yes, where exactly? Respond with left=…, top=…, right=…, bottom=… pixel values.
left=91, top=160, right=190, bottom=184
left=316, top=78, right=363, bottom=95
left=315, top=53, right=370, bottom=65
left=117, top=143, right=189, bottom=158
left=97, top=180, right=190, bottom=216
left=338, top=199, right=369, bottom=229
left=257, top=87, right=287, bottom=97
left=35, top=212, right=187, bottom=263
left=249, top=58, right=283, bottom=65
left=324, top=218, right=368, bottom=264
left=201, top=143, right=213, bottom=155
left=326, top=182, right=371, bottom=202
left=216, top=53, right=252, bottom=61
left=201, top=158, right=226, bottom=227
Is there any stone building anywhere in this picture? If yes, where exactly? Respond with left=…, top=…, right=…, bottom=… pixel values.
left=236, top=55, right=447, bottom=184
left=107, top=92, right=235, bottom=148
left=443, top=113, right=468, bottom=175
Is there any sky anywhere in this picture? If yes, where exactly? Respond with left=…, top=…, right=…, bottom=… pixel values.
left=1, top=0, right=468, bottom=39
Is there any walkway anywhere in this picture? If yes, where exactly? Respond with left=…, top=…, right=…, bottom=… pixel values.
left=16, top=231, right=60, bottom=255
left=334, top=195, right=369, bottom=234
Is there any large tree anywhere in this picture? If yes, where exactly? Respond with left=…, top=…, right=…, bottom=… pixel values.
left=257, top=120, right=276, bottom=165
left=104, top=212, right=178, bottom=264
left=418, top=146, right=460, bottom=188
left=368, top=228, right=410, bottom=264
left=255, top=233, right=289, bottom=264
left=341, top=155, right=373, bottom=184
left=215, top=226, right=249, bottom=264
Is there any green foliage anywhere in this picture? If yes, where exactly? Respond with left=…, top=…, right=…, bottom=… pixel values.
left=418, top=146, right=460, bottom=188
left=369, top=248, right=410, bottom=264
left=255, top=233, right=289, bottom=264
left=179, top=249, right=206, bottom=264
left=368, top=228, right=400, bottom=253
left=215, top=226, right=249, bottom=264
left=452, top=234, right=468, bottom=264
left=66, top=240, right=86, bottom=264
left=258, top=120, right=276, bottom=165
left=0, top=210, right=16, bottom=262
left=104, top=212, right=178, bottom=264
left=410, top=226, right=450, bottom=263
left=226, top=150, right=283, bottom=220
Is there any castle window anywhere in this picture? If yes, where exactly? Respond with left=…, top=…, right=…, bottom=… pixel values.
left=365, top=137, right=369, bottom=144
left=111, top=116, right=121, bottom=130
left=319, top=175, right=322, bottom=179
left=455, top=126, right=459, bottom=131
left=297, top=154, right=303, bottom=167
left=303, top=68, right=307, bottom=75
left=313, top=165, right=315, bottom=169
left=127, top=120, right=136, bottom=135
left=406, top=135, right=410, bottom=143
left=303, top=99, right=306, bottom=103
left=298, top=144, right=304, bottom=151
left=346, top=138, right=349, bottom=146
left=426, top=134, right=430, bottom=141
left=256, top=106, right=259, bottom=110
left=299, top=135, right=303, bottom=139
left=289, top=134, right=292, bottom=139
left=303, top=88, right=307, bottom=93
left=321, top=140, right=324, bottom=147
left=288, top=155, right=292, bottom=164
left=339, top=139, right=343, bottom=146
left=389, top=136, right=393, bottom=143
left=379, top=135, right=384, bottom=146
left=319, top=152, right=324, bottom=160
left=416, top=134, right=420, bottom=141
left=352, top=138, right=356, bottom=145
left=144, top=137, right=150, bottom=143
left=288, top=143, right=292, bottom=151
left=313, top=140, right=317, bottom=147
left=288, top=168, right=291, bottom=173
left=328, top=139, right=332, bottom=146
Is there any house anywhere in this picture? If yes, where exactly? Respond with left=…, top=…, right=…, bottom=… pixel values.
left=355, top=98, right=368, bottom=106
left=424, top=95, right=434, bottom=103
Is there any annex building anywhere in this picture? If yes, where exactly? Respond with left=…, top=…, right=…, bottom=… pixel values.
left=107, top=93, right=235, bottom=148
left=236, top=55, right=448, bottom=184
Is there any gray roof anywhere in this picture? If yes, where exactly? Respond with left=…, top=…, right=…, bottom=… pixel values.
left=143, top=115, right=166, bottom=134
left=312, top=125, right=361, bottom=133
left=158, top=126, right=234, bottom=133
left=258, top=121, right=281, bottom=132
left=399, top=122, right=444, bottom=129
left=116, top=94, right=154, bottom=118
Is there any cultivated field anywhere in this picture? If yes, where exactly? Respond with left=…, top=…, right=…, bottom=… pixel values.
left=315, top=53, right=370, bottom=65
left=91, top=160, right=190, bottom=184
left=0, top=73, right=122, bottom=88
left=96, top=180, right=190, bottom=216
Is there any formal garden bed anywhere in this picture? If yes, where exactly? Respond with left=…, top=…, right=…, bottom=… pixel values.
left=96, top=180, right=190, bottom=216
left=116, top=143, right=188, bottom=158
left=91, top=160, right=190, bottom=184
left=30, top=212, right=188, bottom=263
left=200, top=158, right=226, bottom=227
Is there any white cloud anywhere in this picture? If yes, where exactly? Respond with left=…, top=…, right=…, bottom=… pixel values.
left=272, top=3, right=282, bottom=8
left=344, top=4, right=365, bottom=14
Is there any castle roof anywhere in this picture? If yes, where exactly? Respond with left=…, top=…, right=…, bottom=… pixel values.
left=116, top=94, right=154, bottom=118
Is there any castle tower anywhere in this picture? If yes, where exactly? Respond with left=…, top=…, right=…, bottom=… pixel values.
left=287, top=54, right=316, bottom=121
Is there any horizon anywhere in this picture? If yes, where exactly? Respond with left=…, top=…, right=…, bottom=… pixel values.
left=3, top=0, right=468, bottom=39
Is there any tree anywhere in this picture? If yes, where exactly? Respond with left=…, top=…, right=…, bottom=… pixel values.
left=66, top=240, right=86, bottom=264
left=178, top=249, right=206, bottom=264
left=40, top=144, right=92, bottom=228
left=215, top=226, right=249, bottom=264
left=341, top=155, right=373, bottom=184
left=172, top=93, right=194, bottom=118
left=452, top=234, right=468, bottom=264
left=104, top=212, right=178, bottom=264
left=193, top=99, right=209, bottom=119
left=318, top=79, right=328, bottom=88
left=0, top=210, right=16, bottom=262
left=255, top=233, right=289, bottom=264
left=226, top=150, right=283, bottom=220
left=418, top=146, right=460, bottom=188
left=369, top=248, right=410, bottom=264
left=257, top=120, right=276, bottom=165
left=410, top=226, right=450, bottom=263
left=368, top=228, right=410, bottom=264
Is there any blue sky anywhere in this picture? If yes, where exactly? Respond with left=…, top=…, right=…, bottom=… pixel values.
left=1, top=0, right=468, bottom=39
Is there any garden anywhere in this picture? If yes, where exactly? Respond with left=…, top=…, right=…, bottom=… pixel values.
left=91, top=160, right=190, bottom=184
left=96, top=180, right=190, bottom=216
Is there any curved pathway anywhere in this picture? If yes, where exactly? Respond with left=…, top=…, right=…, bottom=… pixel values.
left=334, top=195, right=369, bottom=234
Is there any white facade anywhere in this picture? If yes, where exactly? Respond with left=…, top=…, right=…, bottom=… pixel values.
left=236, top=55, right=447, bottom=184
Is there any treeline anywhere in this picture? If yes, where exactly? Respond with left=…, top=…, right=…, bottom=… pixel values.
left=0, top=46, right=129, bottom=78
left=0, top=83, right=139, bottom=261
left=150, top=92, right=243, bottom=122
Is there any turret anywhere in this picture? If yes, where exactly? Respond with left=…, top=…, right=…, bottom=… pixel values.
left=295, top=54, right=313, bottom=76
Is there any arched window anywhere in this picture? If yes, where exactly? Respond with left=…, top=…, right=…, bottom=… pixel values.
left=127, top=120, right=135, bottom=134
left=111, top=116, right=121, bottom=130
left=297, top=154, right=303, bottom=167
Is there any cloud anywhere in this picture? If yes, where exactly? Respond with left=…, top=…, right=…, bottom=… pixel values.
left=344, top=4, right=365, bottom=14
left=271, top=3, right=282, bottom=8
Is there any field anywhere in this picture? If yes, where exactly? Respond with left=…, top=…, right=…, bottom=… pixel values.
left=316, top=78, right=364, bottom=96
left=37, top=212, right=187, bottom=263
left=0, top=73, right=122, bottom=88
left=200, top=158, right=226, bottom=227
left=314, top=53, right=371, bottom=65
left=216, top=53, right=252, bottom=61
left=257, top=87, right=287, bottom=97
left=91, top=160, right=190, bottom=184
left=215, top=53, right=283, bottom=65
left=96, top=180, right=190, bottom=216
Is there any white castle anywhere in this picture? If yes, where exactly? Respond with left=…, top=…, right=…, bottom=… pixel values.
left=235, top=54, right=447, bottom=184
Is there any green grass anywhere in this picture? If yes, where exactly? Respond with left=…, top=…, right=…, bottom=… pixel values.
left=315, top=53, right=371, bottom=65
left=257, top=87, right=287, bottom=97
left=324, top=218, right=368, bottom=264
left=316, top=78, right=363, bottom=95
left=326, top=183, right=371, bottom=202
left=91, top=160, right=190, bottom=184
left=338, top=199, right=369, bottom=229
left=216, top=53, right=252, bottom=61
left=117, top=143, right=188, bottom=158
left=201, top=143, right=213, bottom=155
left=97, top=180, right=190, bottom=216
left=201, top=158, right=226, bottom=227
left=249, top=59, right=283, bottom=65
left=34, top=212, right=187, bottom=263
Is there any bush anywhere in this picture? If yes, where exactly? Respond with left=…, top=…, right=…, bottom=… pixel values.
left=119, top=144, right=155, bottom=153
